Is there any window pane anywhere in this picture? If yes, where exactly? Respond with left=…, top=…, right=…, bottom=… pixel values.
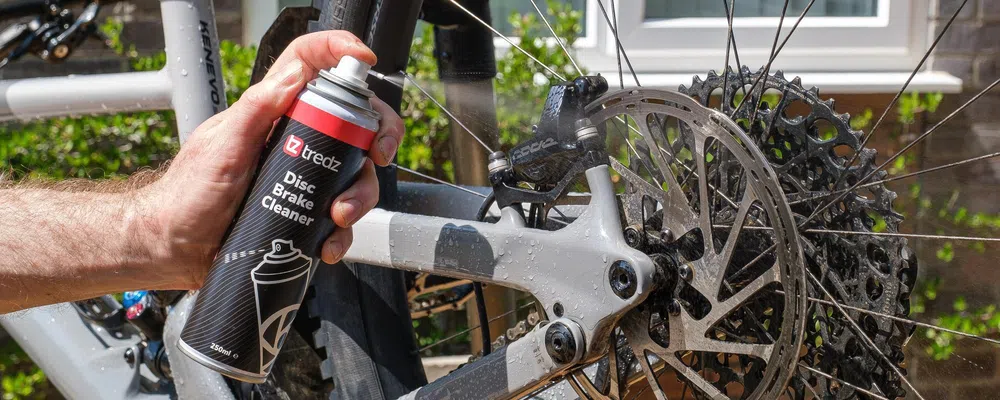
left=645, top=0, right=878, bottom=20
left=490, top=0, right=587, bottom=36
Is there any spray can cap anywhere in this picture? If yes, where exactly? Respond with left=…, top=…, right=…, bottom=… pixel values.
left=331, top=56, right=370, bottom=90
left=318, top=55, right=374, bottom=98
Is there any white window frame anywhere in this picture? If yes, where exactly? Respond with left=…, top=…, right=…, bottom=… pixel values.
left=573, top=0, right=928, bottom=73
left=244, top=0, right=961, bottom=93
left=563, top=0, right=963, bottom=93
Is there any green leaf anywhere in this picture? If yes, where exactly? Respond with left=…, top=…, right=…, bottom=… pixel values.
left=936, top=242, right=955, bottom=263
left=953, top=296, right=968, bottom=312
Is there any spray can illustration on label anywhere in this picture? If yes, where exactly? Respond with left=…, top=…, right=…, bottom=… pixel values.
left=178, top=56, right=380, bottom=383
left=252, top=239, right=312, bottom=373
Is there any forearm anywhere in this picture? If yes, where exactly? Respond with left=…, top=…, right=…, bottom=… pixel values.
left=0, top=183, right=173, bottom=313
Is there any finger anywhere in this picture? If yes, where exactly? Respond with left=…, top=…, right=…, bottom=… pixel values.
left=331, top=159, right=379, bottom=228
left=321, top=226, right=354, bottom=264
left=368, top=98, right=405, bottom=166
left=222, top=32, right=377, bottom=150
left=265, top=31, right=377, bottom=82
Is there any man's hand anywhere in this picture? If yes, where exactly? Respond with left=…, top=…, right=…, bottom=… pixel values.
left=0, top=31, right=402, bottom=313
left=142, top=31, right=403, bottom=288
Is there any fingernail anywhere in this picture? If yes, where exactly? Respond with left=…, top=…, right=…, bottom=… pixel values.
left=379, top=136, right=398, bottom=162
left=275, top=59, right=303, bottom=85
left=326, top=239, right=344, bottom=261
left=336, top=199, right=363, bottom=226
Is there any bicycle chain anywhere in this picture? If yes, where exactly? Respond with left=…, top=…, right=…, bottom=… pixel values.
left=467, top=310, right=543, bottom=363
left=681, top=67, right=917, bottom=399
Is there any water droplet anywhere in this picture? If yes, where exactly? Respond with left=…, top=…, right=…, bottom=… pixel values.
left=181, top=69, right=188, bottom=76
left=602, top=254, right=608, bottom=263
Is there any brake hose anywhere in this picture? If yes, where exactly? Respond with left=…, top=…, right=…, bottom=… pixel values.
left=473, top=191, right=496, bottom=355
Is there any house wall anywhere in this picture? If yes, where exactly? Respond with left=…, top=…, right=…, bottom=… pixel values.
left=905, top=1, right=1000, bottom=399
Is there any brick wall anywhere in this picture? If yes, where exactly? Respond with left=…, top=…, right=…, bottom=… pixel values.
left=0, top=0, right=243, bottom=80
left=907, top=0, right=1000, bottom=398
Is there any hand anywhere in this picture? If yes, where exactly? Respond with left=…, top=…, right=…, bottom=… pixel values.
left=139, top=31, right=404, bottom=288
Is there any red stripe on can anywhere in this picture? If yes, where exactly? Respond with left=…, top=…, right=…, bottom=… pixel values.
left=285, top=97, right=375, bottom=151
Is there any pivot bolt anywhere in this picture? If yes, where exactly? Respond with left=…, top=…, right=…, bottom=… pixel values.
left=545, top=322, right=579, bottom=364
left=678, top=264, right=693, bottom=282
left=609, top=260, right=638, bottom=299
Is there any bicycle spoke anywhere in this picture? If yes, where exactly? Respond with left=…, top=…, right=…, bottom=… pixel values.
left=807, top=229, right=1000, bottom=242
left=728, top=0, right=816, bottom=120
left=789, top=150, right=1000, bottom=206
left=847, top=0, right=970, bottom=170
left=610, top=0, right=623, bottom=89
left=802, top=75, right=1000, bottom=229
left=744, top=0, right=790, bottom=132
left=717, top=224, right=1000, bottom=243
left=797, top=363, right=890, bottom=400
left=806, top=272, right=926, bottom=400
left=596, top=0, right=639, bottom=87
left=401, top=72, right=494, bottom=153
left=720, top=0, right=745, bottom=100
left=775, top=289, right=1000, bottom=347
left=527, top=0, right=583, bottom=76
left=394, top=163, right=487, bottom=198
left=447, top=0, right=563, bottom=80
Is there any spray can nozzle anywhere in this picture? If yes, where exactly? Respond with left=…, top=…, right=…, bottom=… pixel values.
left=330, top=56, right=371, bottom=90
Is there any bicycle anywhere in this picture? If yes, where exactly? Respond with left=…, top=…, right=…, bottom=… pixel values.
left=1, top=0, right=997, bottom=399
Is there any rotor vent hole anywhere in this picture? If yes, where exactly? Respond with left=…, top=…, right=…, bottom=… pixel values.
left=648, top=308, right=670, bottom=347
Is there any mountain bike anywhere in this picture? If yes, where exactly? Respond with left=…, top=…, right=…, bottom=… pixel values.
left=1, top=0, right=996, bottom=399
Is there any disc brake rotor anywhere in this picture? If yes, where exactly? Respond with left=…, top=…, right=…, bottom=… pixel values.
left=584, top=88, right=807, bottom=399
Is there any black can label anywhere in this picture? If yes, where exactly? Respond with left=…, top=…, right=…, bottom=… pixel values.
left=180, top=92, right=372, bottom=380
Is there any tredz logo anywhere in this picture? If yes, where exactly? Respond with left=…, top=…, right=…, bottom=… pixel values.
left=283, top=135, right=304, bottom=157
left=283, top=135, right=341, bottom=172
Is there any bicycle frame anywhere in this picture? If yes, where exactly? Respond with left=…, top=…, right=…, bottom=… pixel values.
left=342, top=166, right=656, bottom=399
left=0, top=0, right=226, bottom=398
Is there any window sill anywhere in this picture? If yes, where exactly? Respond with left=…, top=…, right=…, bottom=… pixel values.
left=592, top=71, right=963, bottom=94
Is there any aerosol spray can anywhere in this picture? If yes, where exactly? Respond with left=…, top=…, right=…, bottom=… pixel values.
left=178, top=56, right=380, bottom=383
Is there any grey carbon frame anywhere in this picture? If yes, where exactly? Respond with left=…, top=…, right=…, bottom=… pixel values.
left=345, top=166, right=658, bottom=399
left=0, top=1, right=228, bottom=398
